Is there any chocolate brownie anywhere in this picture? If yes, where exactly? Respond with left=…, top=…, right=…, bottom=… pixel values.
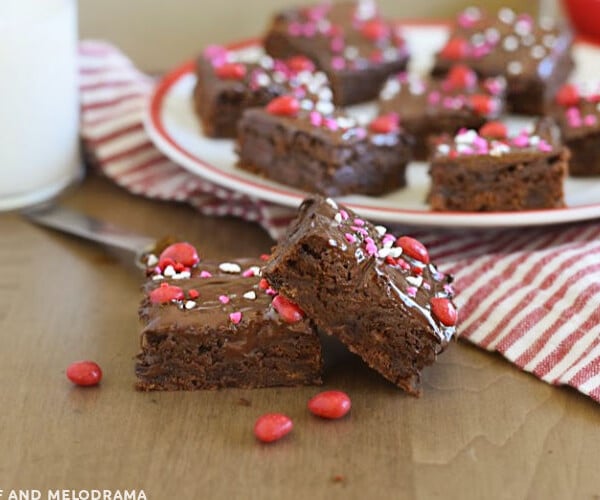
left=236, top=94, right=412, bottom=196
left=550, top=83, right=600, bottom=176
left=428, top=119, right=570, bottom=211
left=193, top=46, right=331, bottom=138
left=264, top=1, right=409, bottom=106
left=379, top=66, right=506, bottom=160
left=432, top=7, right=574, bottom=115
left=262, top=196, right=457, bottom=396
left=136, top=251, right=323, bottom=391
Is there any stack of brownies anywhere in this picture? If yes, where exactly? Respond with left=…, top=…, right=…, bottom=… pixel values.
left=192, top=1, right=585, bottom=213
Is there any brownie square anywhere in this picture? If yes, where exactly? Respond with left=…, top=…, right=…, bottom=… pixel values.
left=264, top=1, right=409, bottom=106
left=550, top=83, right=600, bottom=176
left=262, top=196, right=457, bottom=396
left=428, top=119, right=569, bottom=211
left=431, top=7, right=574, bottom=115
left=193, top=46, right=331, bottom=138
left=136, top=258, right=323, bottom=390
left=379, top=67, right=506, bottom=160
left=236, top=98, right=412, bottom=196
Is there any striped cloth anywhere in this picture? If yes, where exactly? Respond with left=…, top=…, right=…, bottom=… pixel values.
left=79, top=41, right=600, bottom=403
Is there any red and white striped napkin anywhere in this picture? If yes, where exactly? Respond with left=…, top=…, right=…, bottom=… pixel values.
left=79, top=41, right=600, bottom=403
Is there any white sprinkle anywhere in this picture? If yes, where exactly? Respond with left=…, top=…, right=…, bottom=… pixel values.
left=437, top=144, right=451, bottom=155
left=336, top=116, right=356, bottom=129
left=406, top=275, right=423, bottom=287
left=531, top=45, right=546, bottom=59
left=219, top=262, right=242, bottom=274
left=260, top=55, right=274, bottom=70
left=383, top=47, right=399, bottom=61
left=313, top=72, right=329, bottom=86
left=490, top=143, right=510, bottom=156
left=255, top=73, right=271, bottom=87
left=502, top=35, right=519, bottom=52
left=389, top=247, right=403, bottom=258
left=316, top=100, right=335, bottom=114
left=243, top=291, right=257, bottom=300
left=507, top=61, right=523, bottom=75
left=514, top=20, right=532, bottom=37
left=485, top=27, right=500, bottom=43
left=344, top=46, right=359, bottom=60
left=375, top=225, right=387, bottom=236
left=378, top=247, right=392, bottom=258
left=380, top=79, right=400, bottom=100
left=272, top=71, right=287, bottom=84
left=329, top=238, right=338, bottom=247
left=326, top=198, right=338, bottom=209
left=543, top=34, right=556, bottom=48
left=529, top=135, right=540, bottom=146
left=471, top=33, right=486, bottom=47
left=184, top=300, right=196, bottom=310
left=409, top=81, right=425, bottom=96
left=498, top=7, right=515, bottom=24
left=455, top=129, right=479, bottom=144
left=334, top=213, right=343, bottom=223
left=383, top=238, right=395, bottom=249
left=249, top=266, right=261, bottom=276
left=317, top=19, right=331, bottom=33
left=521, top=34, right=536, bottom=46
left=163, top=265, right=176, bottom=277
left=151, top=274, right=164, bottom=281
left=300, top=99, right=314, bottom=110
left=146, top=254, right=158, bottom=267
left=172, top=271, right=191, bottom=280
left=318, top=87, right=333, bottom=101
left=539, top=16, right=555, bottom=30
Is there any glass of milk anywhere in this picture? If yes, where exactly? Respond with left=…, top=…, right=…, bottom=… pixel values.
left=0, top=0, right=81, bottom=211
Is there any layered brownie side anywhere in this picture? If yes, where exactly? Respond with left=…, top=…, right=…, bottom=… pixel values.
left=432, top=7, right=574, bottom=115
left=264, top=1, right=409, bottom=105
left=137, top=255, right=322, bottom=391
left=193, top=46, right=331, bottom=138
left=428, top=119, right=570, bottom=211
left=237, top=96, right=412, bottom=196
left=550, top=83, right=600, bottom=176
left=379, top=67, right=506, bottom=160
left=262, top=197, right=457, bottom=396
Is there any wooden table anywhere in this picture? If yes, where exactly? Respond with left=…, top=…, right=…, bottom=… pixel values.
left=1, top=173, right=598, bottom=500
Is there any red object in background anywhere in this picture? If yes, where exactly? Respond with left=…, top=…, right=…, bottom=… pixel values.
left=562, top=0, right=600, bottom=44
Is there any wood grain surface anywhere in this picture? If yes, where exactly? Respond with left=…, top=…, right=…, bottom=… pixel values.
left=1, top=173, right=598, bottom=500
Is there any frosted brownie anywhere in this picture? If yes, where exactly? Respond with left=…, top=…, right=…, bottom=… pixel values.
left=262, top=197, right=457, bottom=395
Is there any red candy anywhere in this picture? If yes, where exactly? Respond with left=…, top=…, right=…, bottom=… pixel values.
left=215, top=62, right=246, bottom=80
left=308, top=391, right=351, bottom=419
left=479, top=121, right=508, bottom=139
left=259, top=278, right=270, bottom=290
left=369, top=113, right=399, bottom=134
left=470, top=94, right=495, bottom=115
left=150, top=282, right=185, bottom=304
left=555, top=83, right=580, bottom=107
left=188, top=289, right=200, bottom=299
left=445, top=64, right=477, bottom=90
left=272, top=295, right=304, bottom=323
left=440, top=37, right=470, bottom=60
left=430, top=297, right=458, bottom=326
left=66, top=361, right=103, bottom=387
left=158, top=242, right=200, bottom=270
left=254, top=413, right=293, bottom=443
left=395, top=236, right=430, bottom=264
left=287, top=55, right=315, bottom=72
left=361, top=19, right=390, bottom=41
left=266, top=95, right=300, bottom=116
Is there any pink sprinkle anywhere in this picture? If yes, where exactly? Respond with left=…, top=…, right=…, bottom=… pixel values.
left=406, top=286, right=418, bottom=297
left=266, top=287, right=277, bottom=296
left=364, top=238, right=378, bottom=256
left=471, top=44, right=493, bottom=58
left=219, top=295, right=230, bottom=304
left=484, top=78, right=504, bottom=96
left=339, top=209, right=349, bottom=220
left=584, top=114, right=598, bottom=126
left=396, top=258, right=410, bottom=271
left=382, top=234, right=396, bottom=246
left=356, top=227, right=369, bottom=237
left=288, top=22, right=302, bottom=36
left=423, top=282, right=431, bottom=290
left=330, top=37, right=344, bottom=52
left=242, top=268, right=256, bottom=277
left=457, top=9, right=480, bottom=28
left=538, top=140, right=553, bottom=152
left=229, top=311, right=242, bottom=324
left=324, top=118, right=339, bottom=131
left=444, top=284, right=455, bottom=295
left=512, top=135, right=530, bottom=147
left=331, top=56, right=346, bottom=70
left=427, top=91, right=441, bottom=105
left=203, top=45, right=227, bottom=64
left=344, top=233, right=357, bottom=243
left=353, top=218, right=365, bottom=226
left=302, top=23, right=317, bottom=37
left=199, top=270, right=212, bottom=278
left=310, top=111, right=323, bottom=127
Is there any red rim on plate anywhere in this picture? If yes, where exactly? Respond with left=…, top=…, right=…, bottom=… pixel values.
left=144, top=24, right=600, bottom=228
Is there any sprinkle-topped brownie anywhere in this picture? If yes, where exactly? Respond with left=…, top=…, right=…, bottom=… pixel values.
left=378, top=66, right=506, bottom=160
left=136, top=243, right=323, bottom=390
left=428, top=119, right=570, bottom=211
left=432, top=6, right=574, bottom=115
left=193, top=46, right=331, bottom=138
left=262, top=196, right=457, bottom=396
left=550, top=83, right=600, bottom=176
left=264, top=1, right=409, bottom=106
left=236, top=94, right=412, bottom=196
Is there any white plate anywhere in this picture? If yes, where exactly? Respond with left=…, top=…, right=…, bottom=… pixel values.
left=144, top=24, right=600, bottom=227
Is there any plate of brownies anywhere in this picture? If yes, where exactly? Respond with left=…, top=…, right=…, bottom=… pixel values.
left=145, top=4, right=600, bottom=227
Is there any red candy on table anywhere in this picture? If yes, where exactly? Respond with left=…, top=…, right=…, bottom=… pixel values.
left=272, top=295, right=305, bottom=323
left=369, top=113, right=399, bottom=134
left=430, top=297, right=458, bottom=326
left=555, top=83, right=580, bottom=107
left=66, top=361, right=103, bottom=387
left=395, top=236, right=430, bottom=264
left=445, top=64, right=477, bottom=90
left=266, top=95, right=300, bottom=117
left=158, top=242, right=200, bottom=270
left=479, top=121, right=508, bottom=140
left=254, top=413, right=293, bottom=443
left=308, top=390, right=352, bottom=419
left=440, top=37, right=470, bottom=60
left=214, top=62, right=247, bottom=80
left=150, top=283, right=185, bottom=304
